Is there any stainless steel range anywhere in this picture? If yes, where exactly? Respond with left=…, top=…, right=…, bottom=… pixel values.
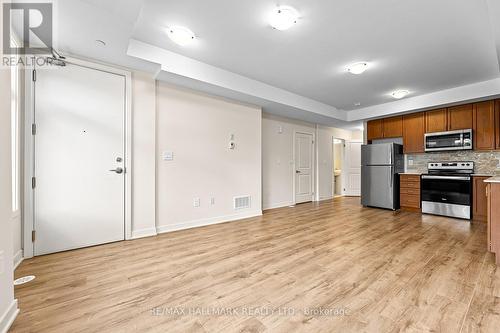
left=421, top=162, right=474, bottom=219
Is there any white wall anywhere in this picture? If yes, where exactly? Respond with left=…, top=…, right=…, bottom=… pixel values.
left=262, top=113, right=316, bottom=209
left=0, top=1, right=19, bottom=331
left=156, top=82, right=262, bottom=232
left=131, top=72, right=157, bottom=238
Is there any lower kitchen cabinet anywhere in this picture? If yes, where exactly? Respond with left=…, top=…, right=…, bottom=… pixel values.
left=473, top=176, right=489, bottom=222
left=486, top=180, right=500, bottom=265
left=400, top=174, right=421, bottom=211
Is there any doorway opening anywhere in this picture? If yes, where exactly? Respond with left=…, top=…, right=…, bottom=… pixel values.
left=333, top=138, right=345, bottom=197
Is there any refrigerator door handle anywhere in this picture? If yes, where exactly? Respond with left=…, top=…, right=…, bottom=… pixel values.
left=389, top=168, right=393, bottom=188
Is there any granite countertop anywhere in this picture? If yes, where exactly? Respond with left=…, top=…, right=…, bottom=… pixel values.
left=485, top=176, right=500, bottom=183
left=399, top=172, right=422, bottom=175
left=472, top=174, right=495, bottom=177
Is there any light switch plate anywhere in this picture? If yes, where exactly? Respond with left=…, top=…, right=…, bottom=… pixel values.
left=163, top=151, right=174, bottom=161
left=193, top=198, right=200, bottom=207
left=0, top=250, right=4, bottom=275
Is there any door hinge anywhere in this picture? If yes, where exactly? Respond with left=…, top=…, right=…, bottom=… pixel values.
left=32, top=123, right=37, bottom=135
left=32, top=69, right=36, bottom=82
left=32, top=176, right=36, bottom=189
left=32, top=230, right=36, bottom=242
left=312, top=140, right=315, bottom=144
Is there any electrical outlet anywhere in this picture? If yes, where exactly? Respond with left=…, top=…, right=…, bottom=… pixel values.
left=408, top=159, right=414, bottom=166
left=210, top=197, right=215, bottom=205
left=193, top=198, right=200, bottom=207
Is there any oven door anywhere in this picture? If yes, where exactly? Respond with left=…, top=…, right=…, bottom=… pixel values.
left=421, top=175, right=472, bottom=219
left=425, top=131, right=464, bottom=152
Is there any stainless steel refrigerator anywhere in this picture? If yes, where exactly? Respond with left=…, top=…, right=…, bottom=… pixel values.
left=361, top=143, right=404, bottom=210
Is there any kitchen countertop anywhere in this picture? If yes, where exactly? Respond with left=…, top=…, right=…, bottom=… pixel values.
left=399, top=172, right=422, bottom=175
left=485, top=176, right=500, bottom=183
left=473, top=174, right=495, bottom=177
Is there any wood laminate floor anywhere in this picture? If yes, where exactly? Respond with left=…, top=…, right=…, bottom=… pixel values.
left=10, top=197, right=500, bottom=333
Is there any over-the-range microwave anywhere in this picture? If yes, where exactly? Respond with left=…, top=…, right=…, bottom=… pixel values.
left=424, top=129, right=472, bottom=152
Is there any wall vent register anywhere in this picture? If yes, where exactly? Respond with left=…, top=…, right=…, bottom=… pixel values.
left=234, top=196, right=251, bottom=210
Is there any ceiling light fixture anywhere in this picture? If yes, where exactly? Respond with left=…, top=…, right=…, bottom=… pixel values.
left=167, top=26, right=195, bottom=46
left=347, top=62, right=368, bottom=75
left=391, top=90, right=410, bottom=99
left=269, top=6, right=300, bottom=30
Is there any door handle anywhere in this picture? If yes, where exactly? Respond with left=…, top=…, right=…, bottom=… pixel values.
left=296, top=170, right=301, bottom=174
left=109, top=167, right=124, bottom=174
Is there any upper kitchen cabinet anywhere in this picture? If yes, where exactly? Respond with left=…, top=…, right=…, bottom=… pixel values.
left=447, top=104, right=473, bottom=130
left=367, top=119, right=383, bottom=141
left=496, top=100, right=500, bottom=150
left=473, top=101, right=495, bottom=150
left=403, top=112, right=425, bottom=153
left=425, top=108, right=447, bottom=133
left=382, top=116, right=403, bottom=138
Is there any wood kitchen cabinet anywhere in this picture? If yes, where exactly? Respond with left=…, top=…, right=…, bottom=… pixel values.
left=400, top=174, right=421, bottom=211
left=473, top=176, right=489, bottom=222
left=473, top=101, right=495, bottom=150
left=403, top=112, right=425, bottom=153
left=447, top=104, right=473, bottom=130
left=495, top=100, right=500, bottom=150
left=486, top=180, right=500, bottom=265
left=425, top=108, right=447, bottom=133
left=367, top=119, right=383, bottom=141
left=382, top=116, right=403, bottom=138
left=367, top=117, right=403, bottom=141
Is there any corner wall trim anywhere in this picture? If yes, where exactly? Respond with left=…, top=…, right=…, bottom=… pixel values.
left=156, top=210, right=262, bottom=234
left=13, top=250, right=23, bottom=270
left=0, top=300, right=19, bottom=333
left=131, top=227, right=158, bottom=240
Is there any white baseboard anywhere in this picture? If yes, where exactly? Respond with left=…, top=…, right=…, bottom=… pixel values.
left=156, top=210, right=262, bottom=234
left=318, top=195, right=334, bottom=201
left=0, top=300, right=19, bottom=333
left=131, top=227, right=157, bottom=239
left=13, top=250, right=23, bottom=270
left=263, top=201, right=294, bottom=210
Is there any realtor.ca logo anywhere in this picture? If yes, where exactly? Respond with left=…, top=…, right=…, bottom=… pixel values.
left=3, top=2, right=53, bottom=54
left=2, top=2, right=56, bottom=67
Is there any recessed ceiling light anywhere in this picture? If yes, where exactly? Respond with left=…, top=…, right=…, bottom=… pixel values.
left=347, top=62, right=368, bottom=75
left=354, top=102, right=361, bottom=106
left=269, top=6, right=300, bottom=30
left=391, top=90, right=410, bottom=99
left=167, top=26, right=195, bottom=46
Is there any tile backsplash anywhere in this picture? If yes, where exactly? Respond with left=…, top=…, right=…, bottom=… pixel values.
left=406, top=151, right=500, bottom=175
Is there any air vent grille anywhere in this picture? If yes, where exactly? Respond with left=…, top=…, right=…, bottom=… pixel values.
left=234, top=196, right=251, bottom=210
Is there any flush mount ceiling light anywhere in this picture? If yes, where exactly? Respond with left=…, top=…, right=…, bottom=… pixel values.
left=269, top=6, right=300, bottom=30
left=347, top=62, right=368, bottom=75
left=167, top=26, right=195, bottom=46
left=392, top=90, right=410, bottom=99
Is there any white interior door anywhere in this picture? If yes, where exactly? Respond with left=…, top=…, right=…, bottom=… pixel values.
left=34, top=63, right=126, bottom=255
left=345, top=141, right=362, bottom=196
left=295, top=132, right=314, bottom=204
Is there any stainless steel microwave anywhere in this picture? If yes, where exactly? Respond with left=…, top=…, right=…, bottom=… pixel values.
left=424, top=129, right=472, bottom=152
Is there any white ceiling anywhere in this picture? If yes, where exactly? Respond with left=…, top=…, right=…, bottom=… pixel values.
left=54, top=0, right=500, bottom=127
